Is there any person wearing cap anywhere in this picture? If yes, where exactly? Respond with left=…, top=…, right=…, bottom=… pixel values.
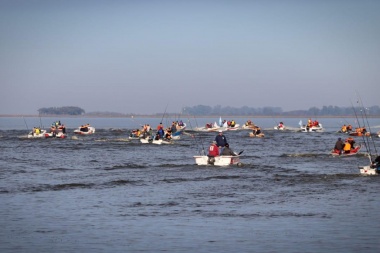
left=334, top=137, right=344, bottom=155
left=221, top=143, right=236, bottom=156
left=208, top=141, right=219, bottom=157
left=215, top=130, right=227, bottom=155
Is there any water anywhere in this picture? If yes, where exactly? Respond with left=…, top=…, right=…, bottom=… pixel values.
left=1, top=117, right=379, bottom=253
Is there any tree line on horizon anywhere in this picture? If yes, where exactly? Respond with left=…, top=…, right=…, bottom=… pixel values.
left=37, top=105, right=380, bottom=116
left=181, top=105, right=380, bottom=116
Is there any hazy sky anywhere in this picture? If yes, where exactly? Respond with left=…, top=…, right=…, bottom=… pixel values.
left=1, top=0, right=379, bottom=115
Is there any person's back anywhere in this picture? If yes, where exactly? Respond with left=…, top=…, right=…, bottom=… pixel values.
left=208, top=142, right=219, bottom=157
left=343, top=141, right=351, bottom=153
left=221, top=143, right=235, bottom=156
left=334, top=138, right=344, bottom=151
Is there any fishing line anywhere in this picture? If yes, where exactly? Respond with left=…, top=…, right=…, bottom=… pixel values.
left=356, top=92, right=378, bottom=155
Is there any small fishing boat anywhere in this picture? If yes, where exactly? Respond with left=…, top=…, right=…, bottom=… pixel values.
left=193, top=155, right=242, bottom=166
left=27, top=129, right=47, bottom=138
left=358, top=164, right=379, bottom=175
left=74, top=126, right=95, bottom=135
left=300, top=124, right=323, bottom=132
left=44, top=132, right=67, bottom=138
left=299, top=119, right=323, bottom=132
left=331, top=144, right=362, bottom=156
left=349, top=127, right=370, bottom=137
left=274, top=125, right=286, bottom=130
left=249, top=132, right=265, bottom=138
left=274, top=122, right=286, bottom=130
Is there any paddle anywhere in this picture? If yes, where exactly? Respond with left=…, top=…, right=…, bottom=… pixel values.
left=238, top=150, right=244, bottom=155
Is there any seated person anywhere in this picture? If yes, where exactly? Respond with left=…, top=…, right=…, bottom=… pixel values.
left=208, top=141, right=219, bottom=157
left=221, top=143, right=236, bottom=156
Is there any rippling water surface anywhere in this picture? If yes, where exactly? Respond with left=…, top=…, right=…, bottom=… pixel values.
left=0, top=117, right=379, bottom=253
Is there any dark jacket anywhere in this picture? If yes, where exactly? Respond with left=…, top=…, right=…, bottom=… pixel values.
left=334, top=139, right=344, bottom=150
left=221, top=147, right=236, bottom=156
left=215, top=134, right=227, bottom=147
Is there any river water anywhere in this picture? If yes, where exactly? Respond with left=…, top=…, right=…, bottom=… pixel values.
left=0, top=117, right=379, bottom=253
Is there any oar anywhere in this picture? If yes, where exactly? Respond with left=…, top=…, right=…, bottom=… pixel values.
left=238, top=150, right=244, bottom=155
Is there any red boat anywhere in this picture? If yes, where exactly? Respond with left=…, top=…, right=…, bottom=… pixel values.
left=331, top=144, right=362, bottom=156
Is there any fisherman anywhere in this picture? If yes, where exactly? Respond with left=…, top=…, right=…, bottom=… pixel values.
left=208, top=141, right=219, bottom=157
left=370, top=156, right=380, bottom=173
left=215, top=130, right=227, bottom=154
left=334, top=137, right=344, bottom=155
left=207, top=140, right=219, bottom=165
left=343, top=140, right=351, bottom=154
left=221, top=143, right=236, bottom=156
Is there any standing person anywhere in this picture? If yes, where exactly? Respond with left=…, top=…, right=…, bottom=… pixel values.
left=334, top=137, right=344, bottom=155
left=215, top=130, right=227, bottom=155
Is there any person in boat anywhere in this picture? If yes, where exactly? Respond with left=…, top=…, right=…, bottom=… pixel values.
left=230, top=120, right=236, bottom=127
left=215, top=130, right=227, bottom=154
left=208, top=141, right=219, bottom=156
left=307, top=118, right=312, bottom=127
left=313, top=120, right=319, bottom=127
left=164, top=129, right=172, bottom=140
left=370, top=156, right=380, bottom=172
left=334, top=138, right=344, bottom=154
left=35, top=127, right=40, bottom=135
left=346, top=137, right=355, bottom=149
left=252, top=126, right=262, bottom=136
left=341, top=125, right=347, bottom=133
left=221, top=143, right=236, bottom=156
left=343, top=140, right=351, bottom=154
left=278, top=122, right=284, bottom=129
left=171, top=122, right=177, bottom=134
left=157, top=122, right=164, bottom=131
left=347, top=124, right=353, bottom=132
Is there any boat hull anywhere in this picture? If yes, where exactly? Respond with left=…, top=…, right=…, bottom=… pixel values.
left=193, top=155, right=241, bottom=166
left=27, top=130, right=47, bottom=138
left=74, top=127, right=95, bottom=135
left=359, top=165, right=378, bottom=175
left=331, top=144, right=362, bottom=156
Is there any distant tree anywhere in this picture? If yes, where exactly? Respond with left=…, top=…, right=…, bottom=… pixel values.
left=38, top=106, right=85, bottom=115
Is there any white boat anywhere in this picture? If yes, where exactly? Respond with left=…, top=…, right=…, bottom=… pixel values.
left=194, top=122, right=221, bottom=132
left=299, top=123, right=323, bottom=132
left=299, top=120, right=323, bottom=132
left=74, top=126, right=95, bottom=135
left=274, top=122, right=286, bottom=130
left=358, top=165, right=378, bottom=175
left=27, top=129, right=47, bottom=138
left=193, top=155, right=242, bottom=166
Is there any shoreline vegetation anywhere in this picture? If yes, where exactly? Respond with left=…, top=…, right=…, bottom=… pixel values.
left=2, top=105, right=380, bottom=118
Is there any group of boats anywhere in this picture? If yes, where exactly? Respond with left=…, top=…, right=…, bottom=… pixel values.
left=27, top=121, right=95, bottom=139
left=128, top=121, right=187, bottom=145
left=24, top=117, right=379, bottom=176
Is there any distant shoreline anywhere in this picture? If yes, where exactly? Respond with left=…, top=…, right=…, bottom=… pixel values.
left=1, top=114, right=380, bottom=118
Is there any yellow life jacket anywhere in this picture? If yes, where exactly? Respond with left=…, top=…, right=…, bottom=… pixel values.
left=343, top=142, right=351, bottom=151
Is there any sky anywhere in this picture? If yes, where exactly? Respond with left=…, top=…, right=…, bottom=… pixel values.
left=0, top=0, right=379, bottom=115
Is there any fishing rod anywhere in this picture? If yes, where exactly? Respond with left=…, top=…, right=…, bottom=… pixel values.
left=356, top=93, right=378, bottom=155
left=186, top=114, right=206, bottom=156
left=22, top=117, right=30, bottom=132
left=351, top=100, right=373, bottom=163
left=160, top=103, right=169, bottom=125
